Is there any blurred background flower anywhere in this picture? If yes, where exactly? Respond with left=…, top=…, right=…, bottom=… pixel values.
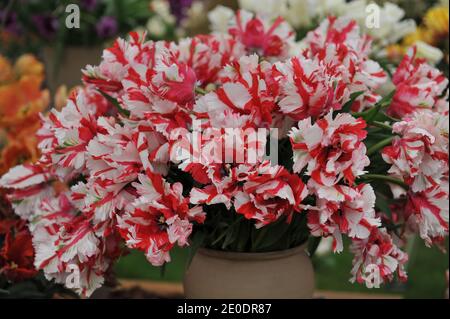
left=96, top=16, right=119, bottom=38
left=0, top=54, right=48, bottom=174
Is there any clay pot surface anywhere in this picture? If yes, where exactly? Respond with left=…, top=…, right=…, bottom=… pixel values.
left=184, top=245, right=315, bottom=299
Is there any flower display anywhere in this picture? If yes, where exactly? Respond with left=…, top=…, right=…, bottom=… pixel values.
left=0, top=6, right=448, bottom=297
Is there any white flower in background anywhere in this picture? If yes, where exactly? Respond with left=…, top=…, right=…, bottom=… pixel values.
left=182, top=1, right=207, bottom=30
left=288, top=0, right=346, bottom=28
left=151, top=0, right=176, bottom=25
left=234, top=0, right=417, bottom=53
left=238, top=0, right=346, bottom=28
left=208, top=5, right=235, bottom=33
left=147, top=16, right=167, bottom=38
left=284, top=0, right=316, bottom=29
left=342, top=1, right=416, bottom=50
left=314, top=0, right=347, bottom=18
left=238, top=0, right=288, bottom=19
left=414, top=41, right=445, bottom=65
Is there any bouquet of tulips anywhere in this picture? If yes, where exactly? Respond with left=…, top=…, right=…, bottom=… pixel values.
left=0, top=8, right=448, bottom=297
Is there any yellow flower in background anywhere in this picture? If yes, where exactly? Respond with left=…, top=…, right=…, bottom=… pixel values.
left=385, top=5, right=449, bottom=65
left=423, top=6, right=449, bottom=42
left=403, top=27, right=434, bottom=47
left=403, top=5, right=449, bottom=48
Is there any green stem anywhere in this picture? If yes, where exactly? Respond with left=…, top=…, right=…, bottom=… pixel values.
left=195, top=87, right=207, bottom=95
left=371, top=121, right=393, bottom=131
left=367, top=136, right=394, bottom=156
left=359, top=174, right=409, bottom=189
left=97, top=90, right=130, bottom=117
left=211, top=215, right=243, bottom=246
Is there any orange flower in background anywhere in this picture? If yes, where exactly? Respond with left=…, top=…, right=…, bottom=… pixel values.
left=0, top=56, right=14, bottom=83
left=0, top=54, right=49, bottom=175
left=0, top=54, right=48, bottom=128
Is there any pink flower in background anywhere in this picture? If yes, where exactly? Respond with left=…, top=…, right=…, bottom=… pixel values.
left=234, top=162, right=308, bottom=228
left=177, top=35, right=246, bottom=86
left=307, top=183, right=380, bottom=253
left=194, top=55, right=279, bottom=128
left=0, top=163, right=54, bottom=220
left=303, top=16, right=387, bottom=112
left=382, top=110, right=449, bottom=193
left=228, top=10, right=294, bottom=59
left=117, top=170, right=204, bottom=266
left=277, top=55, right=349, bottom=120
left=151, top=58, right=197, bottom=107
left=289, top=112, right=369, bottom=187
left=350, top=227, right=408, bottom=288
left=388, top=47, right=449, bottom=119
left=80, top=0, right=98, bottom=12
left=45, top=88, right=109, bottom=174
left=30, top=193, right=122, bottom=297
left=405, top=184, right=449, bottom=247
left=31, top=14, right=58, bottom=40
left=82, top=32, right=146, bottom=95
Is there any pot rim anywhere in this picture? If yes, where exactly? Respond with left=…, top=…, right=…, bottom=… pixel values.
left=197, top=244, right=308, bottom=261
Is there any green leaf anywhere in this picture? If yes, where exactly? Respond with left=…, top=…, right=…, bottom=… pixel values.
left=359, top=174, right=409, bottom=189
left=367, top=136, right=394, bottom=156
left=221, top=220, right=242, bottom=250
left=97, top=90, right=131, bottom=117
left=353, top=90, right=396, bottom=124
left=377, top=90, right=396, bottom=108
left=251, top=226, right=269, bottom=250
left=307, top=236, right=322, bottom=257
left=371, top=111, right=400, bottom=123
left=341, top=91, right=365, bottom=113
left=375, top=191, right=392, bottom=217
left=235, top=222, right=251, bottom=252
left=254, top=221, right=291, bottom=251
left=186, top=231, right=206, bottom=268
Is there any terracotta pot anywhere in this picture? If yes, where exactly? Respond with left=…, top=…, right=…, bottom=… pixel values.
left=42, top=46, right=104, bottom=95
left=183, top=245, right=314, bottom=299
